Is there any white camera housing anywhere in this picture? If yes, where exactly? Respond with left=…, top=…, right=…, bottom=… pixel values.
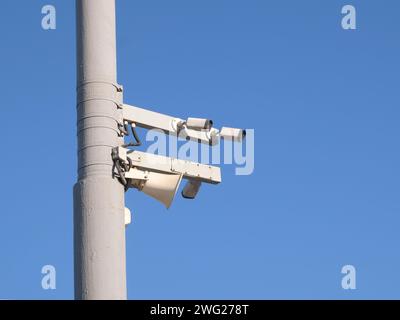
left=219, top=127, right=246, bottom=142
left=185, top=117, right=213, bottom=130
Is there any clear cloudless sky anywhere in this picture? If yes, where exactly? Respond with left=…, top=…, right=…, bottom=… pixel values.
left=0, top=0, right=399, bottom=299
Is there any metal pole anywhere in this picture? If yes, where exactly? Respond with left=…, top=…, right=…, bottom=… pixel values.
left=74, top=0, right=127, bottom=300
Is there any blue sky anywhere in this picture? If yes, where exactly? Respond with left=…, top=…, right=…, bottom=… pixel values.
left=0, top=0, right=400, bottom=299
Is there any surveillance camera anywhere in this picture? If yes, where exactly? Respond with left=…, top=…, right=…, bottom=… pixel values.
left=185, top=117, right=213, bottom=130
left=219, top=127, right=246, bottom=142
left=182, top=180, right=202, bottom=199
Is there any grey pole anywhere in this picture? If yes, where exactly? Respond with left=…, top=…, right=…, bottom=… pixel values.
left=74, top=0, right=127, bottom=300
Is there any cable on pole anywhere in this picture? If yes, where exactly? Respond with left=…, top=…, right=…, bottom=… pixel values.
left=112, top=147, right=133, bottom=188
